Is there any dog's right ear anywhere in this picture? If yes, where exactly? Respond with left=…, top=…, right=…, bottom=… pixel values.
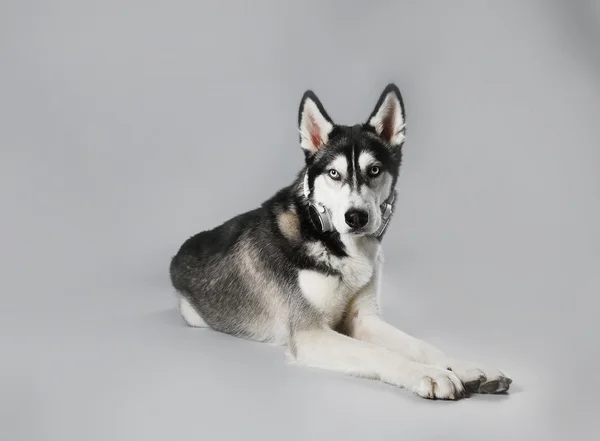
left=366, top=84, right=406, bottom=147
left=298, top=91, right=334, bottom=155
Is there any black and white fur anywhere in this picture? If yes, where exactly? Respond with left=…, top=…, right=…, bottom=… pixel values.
left=170, top=84, right=512, bottom=399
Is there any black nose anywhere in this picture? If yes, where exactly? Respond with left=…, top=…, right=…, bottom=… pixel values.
left=345, top=209, right=369, bottom=229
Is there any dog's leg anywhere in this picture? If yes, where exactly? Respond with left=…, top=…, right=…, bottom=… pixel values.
left=344, top=264, right=512, bottom=394
left=292, top=327, right=465, bottom=399
left=179, top=295, right=208, bottom=328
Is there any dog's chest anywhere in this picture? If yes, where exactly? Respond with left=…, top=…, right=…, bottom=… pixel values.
left=299, top=238, right=381, bottom=325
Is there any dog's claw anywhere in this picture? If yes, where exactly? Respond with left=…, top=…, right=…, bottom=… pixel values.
left=465, top=380, right=481, bottom=392
left=495, top=377, right=512, bottom=393
left=480, top=380, right=500, bottom=393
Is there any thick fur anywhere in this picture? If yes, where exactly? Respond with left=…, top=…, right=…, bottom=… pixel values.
left=170, top=84, right=512, bottom=399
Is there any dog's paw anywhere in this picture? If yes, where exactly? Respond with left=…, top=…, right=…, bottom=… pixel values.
left=447, top=359, right=512, bottom=394
left=405, top=364, right=466, bottom=400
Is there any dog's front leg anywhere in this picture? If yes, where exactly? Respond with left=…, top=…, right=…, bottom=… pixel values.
left=292, top=327, right=465, bottom=399
left=345, top=263, right=512, bottom=394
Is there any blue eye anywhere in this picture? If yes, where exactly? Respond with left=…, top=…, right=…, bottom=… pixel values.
left=369, top=165, right=381, bottom=177
left=328, top=169, right=341, bottom=180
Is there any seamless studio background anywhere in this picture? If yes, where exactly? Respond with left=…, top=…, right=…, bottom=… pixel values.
left=1, top=1, right=599, bottom=441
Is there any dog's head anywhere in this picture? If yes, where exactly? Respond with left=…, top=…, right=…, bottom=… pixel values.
left=298, top=84, right=406, bottom=236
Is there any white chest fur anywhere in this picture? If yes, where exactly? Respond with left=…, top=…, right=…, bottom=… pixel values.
left=300, top=237, right=381, bottom=325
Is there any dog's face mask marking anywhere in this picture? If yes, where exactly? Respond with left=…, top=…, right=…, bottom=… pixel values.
left=311, top=152, right=393, bottom=235
left=298, top=85, right=406, bottom=236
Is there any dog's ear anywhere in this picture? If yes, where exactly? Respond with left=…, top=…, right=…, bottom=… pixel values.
left=366, top=84, right=406, bottom=146
left=298, top=91, right=334, bottom=154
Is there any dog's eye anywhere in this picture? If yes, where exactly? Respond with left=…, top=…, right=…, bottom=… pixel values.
left=328, top=169, right=341, bottom=180
left=368, top=166, right=381, bottom=177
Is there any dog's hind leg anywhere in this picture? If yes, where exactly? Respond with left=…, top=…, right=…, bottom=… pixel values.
left=179, top=295, right=208, bottom=328
left=292, top=327, right=465, bottom=400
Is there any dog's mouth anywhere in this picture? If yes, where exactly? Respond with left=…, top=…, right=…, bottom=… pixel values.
left=345, top=223, right=379, bottom=236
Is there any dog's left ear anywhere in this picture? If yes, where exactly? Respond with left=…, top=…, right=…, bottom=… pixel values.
left=367, top=84, right=406, bottom=146
left=298, top=90, right=334, bottom=155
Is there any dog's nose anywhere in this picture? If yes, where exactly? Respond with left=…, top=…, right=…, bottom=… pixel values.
left=345, top=209, right=369, bottom=229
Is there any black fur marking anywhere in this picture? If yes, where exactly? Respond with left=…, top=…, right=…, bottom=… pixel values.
left=309, top=124, right=402, bottom=193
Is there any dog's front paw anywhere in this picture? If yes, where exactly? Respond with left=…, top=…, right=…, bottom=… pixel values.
left=405, top=364, right=466, bottom=400
left=447, top=359, right=512, bottom=394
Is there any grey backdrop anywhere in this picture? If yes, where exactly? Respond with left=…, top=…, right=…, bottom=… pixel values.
left=1, top=1, right=599, bottom=440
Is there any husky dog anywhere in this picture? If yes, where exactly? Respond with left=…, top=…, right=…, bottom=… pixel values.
left=170, top=84, right=512, bottom=399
